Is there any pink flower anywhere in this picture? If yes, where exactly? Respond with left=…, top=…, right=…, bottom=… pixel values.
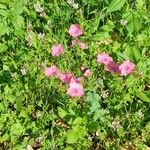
left=77, top=77, right=84, bottom=82
left=51, top=44, right=64, bottom=57
left=58, top=73, right=75, bottom=84
left=67, top=82, right=84, bottom=97
left=71, top=39, right=80, bottom=45
left=84, top=69, right=92, bottom=77
left=80, top=66, right=92, bottom=77
left=119, top=60, right=135, bottom=76
left=97, top=52, right=113, bottom=65
left=70, top=77, right=79, bottom=83
left=79, top=42, right=88, bottom=49
left=71, top=40, right=88, bottom=49
left=44, top=65, right=58, bottom=77
left=105, top=61, right=120, bottom=74
left=68, top=24, right=83, bottom=37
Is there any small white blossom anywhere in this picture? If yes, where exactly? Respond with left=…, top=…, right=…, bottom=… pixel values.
left=112, top=119, right=121, bottom=130
left=72, top=3, right=79, bottom=9
left=136, top=110, right=144, bottom=118
left=78, top=9, right=83, bottom=15
left=88, top=136, right=92, bottom=141
left=101, top=90, right=109, bottom=98
left=20, top=68, right=27, bottom=75
left=67, top=0, right=74, bottom=5
left=35, top=136, right=43, bottom=143
left=96, top=131, right=100, bottom=136
left=40, top=62, right=46, bottom=68
left=34, top=3, right=46, bottom=17
left=39, top=11, right=46, bottom=17
left=26, top=145, right=33, bottom=150
left=37, top=33, right=45, bottom=40
left=34, top=3, right=44, bottom=13
left=120, top=19, right=127, bottom=26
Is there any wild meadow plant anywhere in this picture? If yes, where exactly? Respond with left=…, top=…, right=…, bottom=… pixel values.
left=0, top=0, right=150, bottom=149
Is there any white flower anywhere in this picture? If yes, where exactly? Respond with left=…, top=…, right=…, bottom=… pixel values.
left=35, top=136, right=43, bottom=143
left=67, top=0, right=74, bottom=5
left=78, top=9, right=83, bottom=15
left=112, top=119, right=121, bottom=130
left=34, top=3, right=44, bottom=13
left=136, top=110, right=144, bottom=118
left=37, top=33, right=45, bottom=40
left=101, top=90, right=109, bottom=98
left=20, top=68, right=27, bottom=75
left=40, top=62, right=46, bottom=68
left=39, top=12, right=46, bottom=17
left=72, top=3, right=79, bottom=9
left=120, top=19, right=127, bottom=26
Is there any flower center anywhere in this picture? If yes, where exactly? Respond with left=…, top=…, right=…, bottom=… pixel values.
left=125, top=65, right=129, bottom=70
left=72, top=88, right=78, bottom=93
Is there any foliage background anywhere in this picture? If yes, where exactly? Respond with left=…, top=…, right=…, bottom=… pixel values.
left=0, top=0, right=150, bottom=149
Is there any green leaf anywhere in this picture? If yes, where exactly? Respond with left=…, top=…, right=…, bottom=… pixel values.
left=10, top=123, right=24, bottom=136
left=0, top=9, right=8, bottom=17
left=0, top=23, right=9, bottom=36
left=86, top=92, right=101, bottom=113
left=68, top=107, right=76, bottom=116
left=0, top=102, right=5, bottom=112
left=124, top=12, right=140, bottom=34
left=94, top=32, right=110, bottom=41
left=11, top=2, right=23, bottom=15
left=14, top=29, right=25, bottom=37
left=86, top=92, right=101, bottom=104
left=66, top=129, right=79, bottom=144
left=58, top=107, right=68, bottom=118
left=64, top=146, right=73, bottom=150
left=73, top=117, right=84, bottom=125
left=101, top=20, right=115, bottom=32
left=107, top=0, right=126, bottom=13
left=136, top=0, right=144, bottom=8
left=15, top=15, right=24, bottom=28
left=4, top=85, right=11, bottom=94
left=3, top=64, right=9, bottom=70
left=0, top=134, right=9, bottom=142
left=0, top=4, right=7, bottom=9
left=125, top=45, right=141, bottom=62
left=137, top=91, right=150, bottom=102
left=16, top=99, right=23, bottom=112
left=0, top=43, right=8, bottom=53
left=131, top=46, right=141, bottom=62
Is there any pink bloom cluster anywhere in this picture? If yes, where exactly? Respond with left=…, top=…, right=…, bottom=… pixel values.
left=46, top=24, right=136, bottom=99
left=97, top=52, right=135, bottom=76
left=119, top=60, right=135, bottom=76
left=80, top=66, right=92, bottom=77
left=69, top=24, right=88, bottom=50
left=44, top=65, right=85, bottom=98
left=57, top=72, right=77, bottom=84
left=47, top=24, right=90, bottom=98
left=44, top=65, right=58, bottom=77
left=51, top=44, right=64, bottom=57
left=50, top=24, right=86, bottom=57
left=67, top=82, right=84, bottom=97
